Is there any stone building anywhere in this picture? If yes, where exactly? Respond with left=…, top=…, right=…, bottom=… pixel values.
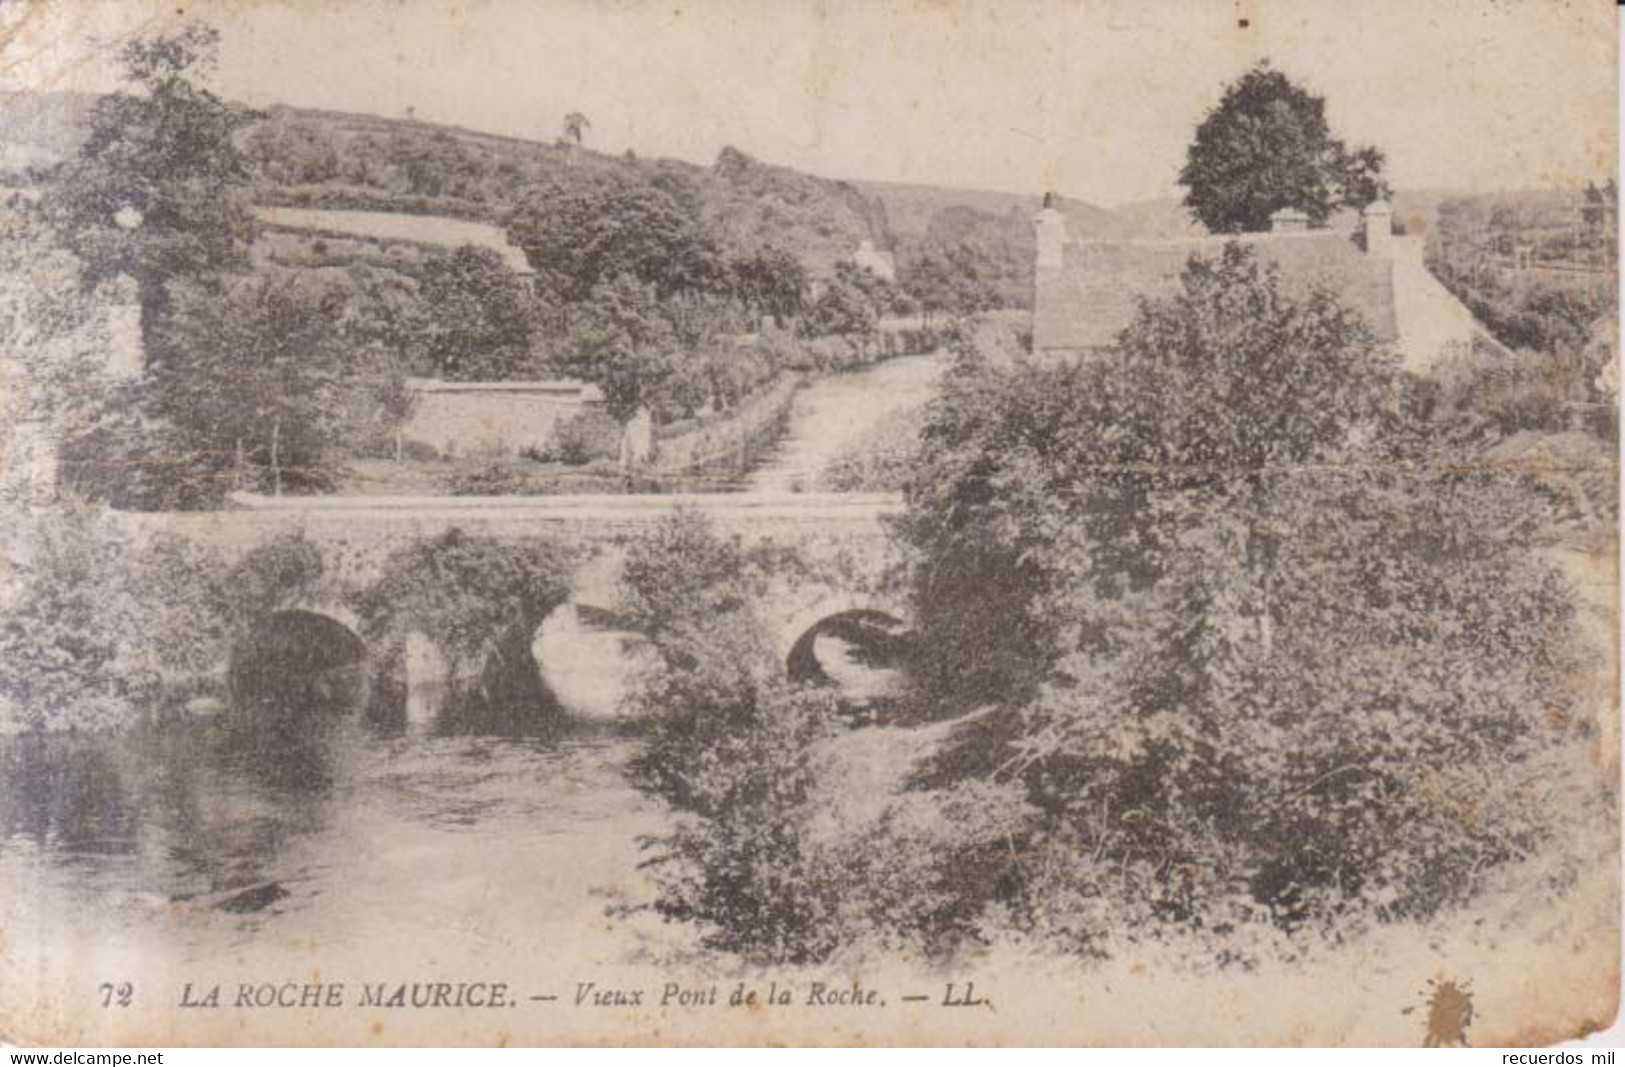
left=1031, top=198, right=1494, bottom=374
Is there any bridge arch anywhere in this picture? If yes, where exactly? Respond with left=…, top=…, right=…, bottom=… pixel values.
left=227, top=608, right=369, bottom=713
left=781, top=597, right=914, bottom=706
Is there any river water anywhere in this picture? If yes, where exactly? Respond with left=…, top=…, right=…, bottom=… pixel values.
left=0, top=353, right=946, bottom=991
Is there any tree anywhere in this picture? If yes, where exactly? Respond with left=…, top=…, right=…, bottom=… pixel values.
left=415, top=245, right=538, bottom=380
left=1178, top=64, right=1389, bottom=233
left=562, top=111, right=590, bottom=146
left=43, top=23, right=258, bottom=335
left=551, top=275, right=690, bottom=421
left=40, top=24, right=284, bottom=509
left=899, top=243, right=1000, bottom=324
left=799, top=264, right=880, bottom=341
left=729, top=246, right=808, bottom=327
left=906, top=244, right=1395, bottom=704
left=145, top=272, right=349, bottom=498
left=507, top=170, right=727, bottom=303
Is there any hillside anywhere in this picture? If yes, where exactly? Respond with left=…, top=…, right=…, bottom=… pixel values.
left=855, top=179, right=1124, bottom=243
left=853, top=182, right=1124, bottom=307
left=4, top=91, right=1135, bottom=281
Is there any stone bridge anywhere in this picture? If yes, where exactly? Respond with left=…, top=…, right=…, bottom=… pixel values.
left=115, top=490, right=912, bottom=720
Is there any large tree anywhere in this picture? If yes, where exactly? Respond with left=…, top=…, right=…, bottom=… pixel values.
left=41, top=24, right=310, bottom=509
left=146, top=272, right=349, bottom=498
left=414, top=245, right=538, bottom=380
left=1178, top=64, right=1389, bottom=233
left=506, top=170, right=727, bottom=303
left=899, top=242, right=1000, bottom=324
left=729, top=246, right=808, bottom=328
left=44, top=23, right=258, bottom=333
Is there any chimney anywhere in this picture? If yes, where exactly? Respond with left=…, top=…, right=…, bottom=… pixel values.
left=1270, top=207, right=1310, bottom=233
left=1362, top=198, right=1393, bottom=257
left=1034, top=194, right=1067, bottom=269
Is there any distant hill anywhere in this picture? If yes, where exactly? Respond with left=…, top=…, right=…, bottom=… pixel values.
left=853, top=181, right=1125, bottom=308
left=12, top=90, right=1549, bottom=291
left=1, top=93, right=891, bottom=275
left=856, top=179, right=1124, bottom=244
left=4, top=89, right=1122, bottom=285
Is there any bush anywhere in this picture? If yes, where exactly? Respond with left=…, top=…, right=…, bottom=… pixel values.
left=620, top=513, right=995, bottom=961
left=445, top=461, right=533, bottom=496
left=896, top=244, right=1602, bottom=953
left=529, top=409, right=619, bottom=465
left=355, top=529, right=574, bottom=704
left=992, top=470, right=1586, bottom=946
left=1431, top=341, right=1609, bottom=438
left=0, top=505, right=233, bottom=733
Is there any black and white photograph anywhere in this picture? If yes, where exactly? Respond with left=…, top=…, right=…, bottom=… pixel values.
left=0, top=0, right=1617, bottom=1047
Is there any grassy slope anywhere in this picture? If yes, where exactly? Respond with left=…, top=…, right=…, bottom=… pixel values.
left=2, top=91, right=1123, bottom=276
left=857, top=178, right=1128, bottom=242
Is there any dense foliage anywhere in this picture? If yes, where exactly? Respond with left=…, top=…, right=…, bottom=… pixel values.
left=355, top=530, right=576, bottom=703
left=1179, top=64, right=1388, bottom=233
left=509, top=170, right=730, bottom=305
left=415, top=245, right=540, bottom=380
left=892, top=243, right=1597, bottom=948
left=1428, top=190, right=1616, bottom=358
left=897, top=240, right=1006, bottom=323
left=43, top=25, right=258, bottom=306
left=0, top=507, right=287, bottom=734
left=38, top=26, right=365, bottom=508
left=621, top=514, right=1007, bottom=961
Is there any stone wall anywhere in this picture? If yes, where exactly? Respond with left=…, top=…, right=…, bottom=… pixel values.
left=651, top=375, right=801, bottom=474
left=400, top=378, right=611, bottom=458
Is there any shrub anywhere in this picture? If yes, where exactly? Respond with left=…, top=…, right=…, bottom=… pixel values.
left=226, top=530, right=328, bottom=620
left=445, top=460, right=533, bottom=496
left=1431, top=341, right=1608, bottom=438
left=0, top=505, right=233, bottom=733
left=897, top=244, right=1601, bottom=952
left=533, top=409, right=619, bottom=465
left=355, top=528, right=574, bottom=694
left=620, top=513, right=995, bottom=961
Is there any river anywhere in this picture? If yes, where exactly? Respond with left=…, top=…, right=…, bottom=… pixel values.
left=0, top=352, right=947, bottom=998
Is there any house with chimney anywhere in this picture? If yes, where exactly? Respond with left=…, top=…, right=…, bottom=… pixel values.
left=1030, top=198, right=1498, bottom=374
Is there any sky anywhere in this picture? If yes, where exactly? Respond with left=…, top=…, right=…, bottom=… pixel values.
left=0, top=0, right=1616, bottom=206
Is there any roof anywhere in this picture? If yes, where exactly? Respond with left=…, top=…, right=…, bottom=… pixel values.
left=1034, top=231, right=1398, bottom=352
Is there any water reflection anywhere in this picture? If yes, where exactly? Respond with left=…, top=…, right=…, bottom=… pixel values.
left=0, top=632, right=657, bottom=950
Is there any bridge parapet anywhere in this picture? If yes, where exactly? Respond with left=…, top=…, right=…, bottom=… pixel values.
left=111, top=491, right=909, bottom=625
left=115, top=490, right=903, bottom=558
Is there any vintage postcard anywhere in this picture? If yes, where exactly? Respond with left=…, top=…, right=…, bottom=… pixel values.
left=0, top=0, right=1617, bottom=1047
